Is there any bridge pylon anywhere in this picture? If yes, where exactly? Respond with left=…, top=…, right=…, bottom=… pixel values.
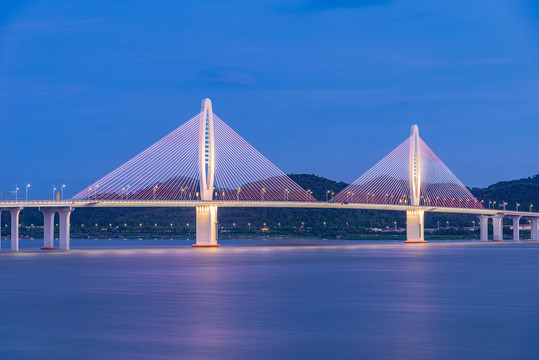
left=404, top=125, right=426, bottom=243
left=194, top=99, right=220, bottom=247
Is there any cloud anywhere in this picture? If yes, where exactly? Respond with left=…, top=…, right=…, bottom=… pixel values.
left=301, top=0, right=392, bottom=11
left=197, top=66, right=263, bottom=86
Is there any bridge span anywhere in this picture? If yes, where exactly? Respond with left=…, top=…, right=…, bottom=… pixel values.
left=2, top=98, right=537, bottom=250
left=0, top=200, right=537, bottom=251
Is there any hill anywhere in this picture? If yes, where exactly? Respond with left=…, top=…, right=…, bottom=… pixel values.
left=5, top=173, right=539, bottom=240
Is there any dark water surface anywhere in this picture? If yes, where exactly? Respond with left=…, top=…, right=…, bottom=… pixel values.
left=1, top=239, right=539, bottom=360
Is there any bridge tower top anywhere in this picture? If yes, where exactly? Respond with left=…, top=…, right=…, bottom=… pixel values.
left=199, top=98, right=215, bottom=201
left=409, top=124, right=421, bottom=206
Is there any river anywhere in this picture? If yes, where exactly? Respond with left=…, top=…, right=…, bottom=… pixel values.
left=1, top=239, right=538, bottom=359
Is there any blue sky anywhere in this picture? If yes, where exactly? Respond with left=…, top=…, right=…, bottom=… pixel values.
left=1, top=0, right=539, bottom=199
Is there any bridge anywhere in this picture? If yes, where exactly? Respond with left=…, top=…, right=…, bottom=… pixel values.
left=1, top=98, right=537, bottom=250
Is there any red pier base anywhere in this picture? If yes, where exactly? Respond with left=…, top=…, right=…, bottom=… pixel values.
left=404, top=241, right=428, bottom=244
left=40, top=247, right=56, bottom=250
left=192, top=244, right=221, bottom=247
left=491, top=240, right=503, bottom=242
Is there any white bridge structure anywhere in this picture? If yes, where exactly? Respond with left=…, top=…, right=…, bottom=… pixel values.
left=1, top=99, right=538, bottom=250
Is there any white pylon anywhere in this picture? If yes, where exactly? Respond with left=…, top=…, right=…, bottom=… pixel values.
left=409, top=124, right=421, bottom=206
left=194, top=98, right=220, bottom=247
left=198, top=98, right=215, bottom=201
left=405, top=124, right=426, bottom=243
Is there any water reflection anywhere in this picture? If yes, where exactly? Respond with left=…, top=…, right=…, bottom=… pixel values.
left=0, top=240, right=538, bottom=359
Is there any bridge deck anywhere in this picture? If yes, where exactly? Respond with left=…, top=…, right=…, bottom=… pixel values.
left=0, top=200, right=536, bottom=217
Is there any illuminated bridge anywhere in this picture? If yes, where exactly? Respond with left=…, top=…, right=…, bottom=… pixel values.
left=1, top=99, right=537, bottom=250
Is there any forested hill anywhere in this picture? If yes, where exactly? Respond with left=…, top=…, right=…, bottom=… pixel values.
left=471, top=173, right=539, bottom=211
left=288, top=174, right=348, bottom=201
left=288, top=173, right=539, bottom=210
left=6, top=173, right=539, bottom=239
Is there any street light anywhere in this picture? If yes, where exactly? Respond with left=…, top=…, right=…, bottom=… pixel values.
left=61, top=184, right=66, bottom=200
left=530, top=204, right=534, bottom=212
left=516, top=202, right=520, bottom=212
left=15, top=185, right=19, bottom=200
left=52, top=186, right=57, bottom=200
left=26, top=184, right=30, bottom=200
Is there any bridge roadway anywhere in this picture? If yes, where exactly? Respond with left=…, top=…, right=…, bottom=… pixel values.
left=0, top=200, right=538, bottom=250
left=0, top=199, right=531, bottom=215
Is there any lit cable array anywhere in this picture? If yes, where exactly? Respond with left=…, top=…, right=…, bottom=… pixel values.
left=332, top=127, right=483, bottom=209
left=73, top=109, right=316, bottom=202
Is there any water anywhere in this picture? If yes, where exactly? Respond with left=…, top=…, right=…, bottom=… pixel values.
left=1, top=239, right=539, bottom=360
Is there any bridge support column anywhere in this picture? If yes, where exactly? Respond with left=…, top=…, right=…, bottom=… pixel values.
left=510, top=216, right=521, bottom=242
left=0, top=209, right=2, bottom=251
left=531, top=218, right=539, bottom=241
left=479, top=215, right=489, bottom=241
left=405, top=210, right=426, bottom=243
left=40, top=208, right=56, bottom=250
left=193, top=205, right=220, bottom=247
left=58, top=208, right=73, bottom=250
left=10, top=208, right=22, bottom=251
left=492, top=215, right=504, bottom=242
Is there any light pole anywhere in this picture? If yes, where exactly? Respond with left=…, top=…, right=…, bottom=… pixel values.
left=326, top=190, right=331, bottom=202
left=61, top=184, right=66, bottom=200
left=52, top=186, right=57, bottom=200
left=530, top=204, right=534, bottom=212
left=516, top=202, right=519, bottom=212
left=15, top=185, right=19, bottom=200
left=26, top=184, right=30, bottom=200
left=394, top=221, right=397, bottom=230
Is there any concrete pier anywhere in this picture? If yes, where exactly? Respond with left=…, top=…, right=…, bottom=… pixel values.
left=480, top=215, right=489, bottom=241
left=194, top=205, right=220, bottom=247
left=405, top=210, right=426, bottom=243
left=492, top=215, right=504, bottom=242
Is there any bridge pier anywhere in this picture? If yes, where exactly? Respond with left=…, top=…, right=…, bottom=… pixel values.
left=41, top=208, right=56, bottom=249
left=0, top=209, right=2, bottom=251
left=405, top=210, right=426, bottom=243
left=479, top=215, right=489, bottom=241
left=531, top=218, right=539, bottom=241
left=9, top=207, right=22, bottom=251
left=39, top=207, right=74, bottom=250
left=58, top=208, right=73, bottom=250
left=193, top=205, right=220, bottom=247
left=492, top=215, right=504, bottom=241
left=509, top=215, right=521, bottom=241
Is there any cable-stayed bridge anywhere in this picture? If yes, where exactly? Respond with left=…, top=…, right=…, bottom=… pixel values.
left=1, top=99, right=537, bottom=250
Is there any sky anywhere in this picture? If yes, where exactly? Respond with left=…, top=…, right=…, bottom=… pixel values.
left=1, top=0, right=539, bottom=199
